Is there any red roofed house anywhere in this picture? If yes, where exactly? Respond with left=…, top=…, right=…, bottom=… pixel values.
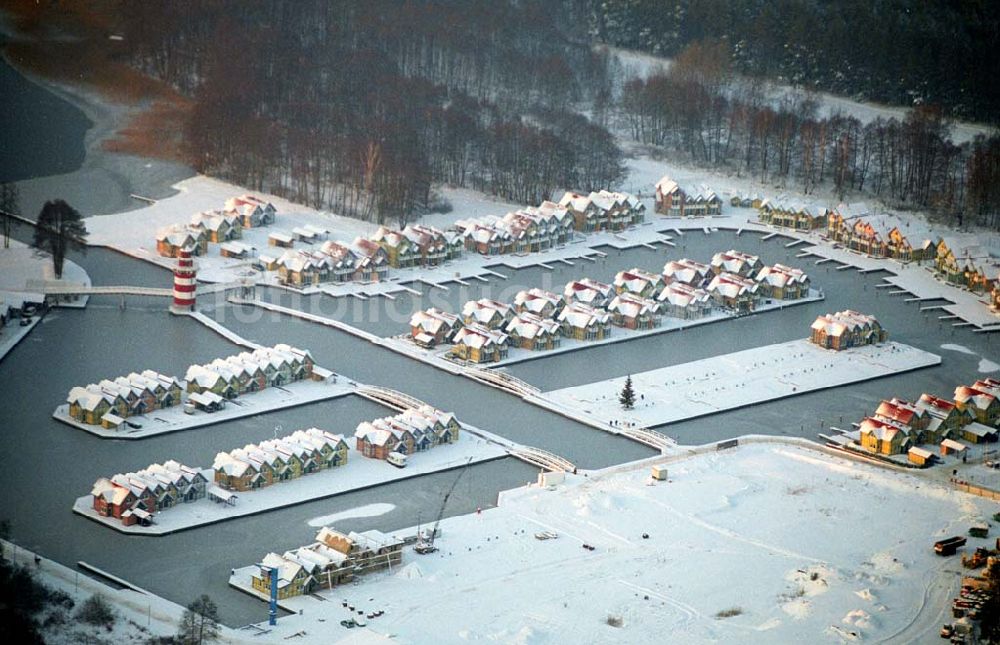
left=858, top=417, right=912, bottom=455
left=954, top=385, right=1000, bottom=427
left=809, top=310, right=887, bottom=350
left=706, top=273, right=759, bottom=313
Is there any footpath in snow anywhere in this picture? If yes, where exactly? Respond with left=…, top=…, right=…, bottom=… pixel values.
left=545, top=339, right=941, bottom=428
left=223, top=442, right=992, bottom=644
left=72, top=428, right=506, bottom=536
left=53, top=377, right=354, bottom=439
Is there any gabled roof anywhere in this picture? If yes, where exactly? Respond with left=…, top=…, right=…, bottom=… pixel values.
left=657, top=282, right=711, bottom=307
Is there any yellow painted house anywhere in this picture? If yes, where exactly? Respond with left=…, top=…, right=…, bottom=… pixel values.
left=858, top=418, right=911, bottom=455
left=252, top=553, right=315, bottom=600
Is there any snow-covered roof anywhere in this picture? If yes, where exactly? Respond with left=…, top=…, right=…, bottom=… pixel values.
left=706, top=273, right=759, bottom=299
left=461, top=299, right=512, bottom=325
left=663, top=258, right=711, bottom=285
left=453, top=323, right=508, bottom=349
left=513, top=288, right=564, bottom=314
left=564, top=278, right=613, bottom=305
left=557, top=302, right=610, bottom=329
left=268, top=231, right=294, bottom=244
left=755, top=263, right=808, bottom=289
left=613, top=268, right=663, bottom=294
left=505, top=311, right=562, bottom=340
left=410, top=308, right=459, bottom=334
left=656, top=282, right=712, bottom=308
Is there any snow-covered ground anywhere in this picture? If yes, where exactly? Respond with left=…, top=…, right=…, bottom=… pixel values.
left=0, top=240, right=91, bottom=362
left=52, top=376, right=352, bottom=439
left=224, top=442, right=991, bottom=644
left=545, top=340, right=940, bottom=429
left=0, top=240, right=91, bottom=295
left=72, top=428, right=505, bottom=535
left=2, top=540, right=188, bottom=645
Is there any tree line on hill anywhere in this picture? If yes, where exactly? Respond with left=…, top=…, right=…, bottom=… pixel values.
left=617, top=40, right=1000, bottom=229
left=113, top=1, right=1000, bottom=230
left=574, top=0, right=1000, bottom=124
left=118, top=0, right=625, bottom=225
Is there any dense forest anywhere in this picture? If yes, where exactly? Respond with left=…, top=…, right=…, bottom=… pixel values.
left=614, top=38, right=1000, bottom=227
left=113, top=1, right=1000, bottom=228
left=576, top=0, right=1000, bottom=124
left=118, top=0, right=624, bottom=224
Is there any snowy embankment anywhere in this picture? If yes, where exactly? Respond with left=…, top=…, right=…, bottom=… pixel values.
left=545, top=340, right=940, bottom=428
left=72, top=429, right=506, bottom=536
left=52, top=377, right=354, bottom=439
left=225, top=443, right=991, bottom=644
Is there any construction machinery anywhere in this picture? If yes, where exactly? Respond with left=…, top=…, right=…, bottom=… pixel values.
left=415, top=458, right=472, bottom=554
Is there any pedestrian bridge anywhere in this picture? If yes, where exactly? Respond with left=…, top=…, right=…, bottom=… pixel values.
left=357, top=385, right=427, bottom=411
left=509, top=446, right=576, bottom=473
left=461, top=366, right=540, bottom=397
left=619, top=426, right=676, bottom=451
left=19, top=280, right=251, bottom=298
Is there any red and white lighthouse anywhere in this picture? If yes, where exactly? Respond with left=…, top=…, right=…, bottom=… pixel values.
left=170, top=247, right=197, bottom=314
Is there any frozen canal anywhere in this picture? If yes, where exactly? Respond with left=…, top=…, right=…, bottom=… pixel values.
left=2, top=228, right=999, bottom=627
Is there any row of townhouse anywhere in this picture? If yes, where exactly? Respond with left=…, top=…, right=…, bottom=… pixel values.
left=184, top=344, right=317, bottom=407
left=274, top=239, right=390, bottom=287
left=213, top=427, right=349, bottom=492
left=730, top=192, right=765, bottom=209
left=857, top=384, right=1000, bottom=459
left=354, top=406, right=461, bottom=460
left=156, top=195, right=276, bottom=257
left=90, top=460, right=207, bottom=526
left=412, top=255, right=808, bottom=361
left=557, top=190, right=646, bottom=233
left=67, top=370, right=183, bottom=427
left=370, top=224, right=464, bottom=268
left=654, top=176, right=723, bottom=217
left=809, top=310, right=888, bottom=351
left=251, top=527, right=404, bottom=599
left=933, top=237, right=1000, bottom=295
left=826, top=205, right=936, bottom=263
left=757, top=199, right=830, bottom=231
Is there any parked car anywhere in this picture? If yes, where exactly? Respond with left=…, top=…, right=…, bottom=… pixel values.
left=387, top=452, right=407, bottom=469
left=940, top=624, right=953, bottom=639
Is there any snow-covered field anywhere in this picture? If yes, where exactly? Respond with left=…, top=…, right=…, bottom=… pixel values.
left=229, top=443, right=991, bottom=644
left=52, top=377, right=352, bottom=439
left=545, top=340, right=941, bottom=429
left=72, top=429, right=505, bottom=535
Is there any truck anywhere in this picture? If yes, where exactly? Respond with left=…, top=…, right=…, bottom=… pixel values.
left=936, top=536, right=968, bottom=556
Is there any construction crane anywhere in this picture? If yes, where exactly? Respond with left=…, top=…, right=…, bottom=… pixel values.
left=414, top=457, right=472, bottom=554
